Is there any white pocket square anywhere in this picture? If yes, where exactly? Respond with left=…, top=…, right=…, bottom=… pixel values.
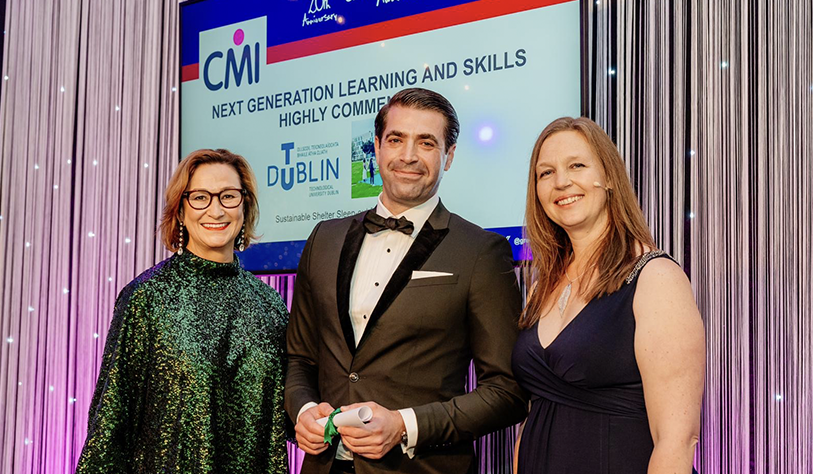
left=411, top=271, right=454, bottom=280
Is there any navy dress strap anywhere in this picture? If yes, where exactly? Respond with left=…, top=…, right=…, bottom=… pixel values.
left=625, top=249, right=669, bottom=284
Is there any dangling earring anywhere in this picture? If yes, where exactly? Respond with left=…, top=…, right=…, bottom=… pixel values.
left=238, top=224, right=246, bottom=252
left=177, top=221, right=184, bottom=255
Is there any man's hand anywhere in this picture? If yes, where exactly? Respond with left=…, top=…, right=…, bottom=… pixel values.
left=295, top=402, right=336, bottom=455
left=337, top=402, right=406, bottom=460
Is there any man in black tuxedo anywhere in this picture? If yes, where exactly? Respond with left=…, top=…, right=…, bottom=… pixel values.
left=285, top=88, right=527, bottom=474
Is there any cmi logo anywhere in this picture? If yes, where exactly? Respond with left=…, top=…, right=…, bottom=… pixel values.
left=199, top=17, right=267, bottom=92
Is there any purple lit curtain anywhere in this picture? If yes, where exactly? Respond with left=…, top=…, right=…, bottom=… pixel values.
left=0, top=0, right=179, bottom=472
left=2, top=1, right=812, bottom=474
left=587, top=1, right=813, bottom=473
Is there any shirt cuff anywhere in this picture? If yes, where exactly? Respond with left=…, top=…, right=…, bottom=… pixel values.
left=397, top=408, right=418, bottom=459
left=297, top=401, right=319, bottom=424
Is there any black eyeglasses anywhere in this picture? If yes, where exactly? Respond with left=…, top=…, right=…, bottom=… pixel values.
left=182, top=188, right=246, bottom=210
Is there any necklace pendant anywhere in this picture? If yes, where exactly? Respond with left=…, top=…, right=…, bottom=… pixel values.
left=558, top=283, right=572, bottom=316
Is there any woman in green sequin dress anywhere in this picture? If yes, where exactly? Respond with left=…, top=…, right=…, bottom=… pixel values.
left=77, top=149, right=289, bottom=473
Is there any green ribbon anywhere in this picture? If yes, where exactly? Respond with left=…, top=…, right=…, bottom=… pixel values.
left=323, top=408, right=342, bottom=444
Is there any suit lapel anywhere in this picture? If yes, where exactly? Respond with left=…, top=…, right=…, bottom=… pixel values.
left=355, top=202, right=451, bottom=352
left=336, top=215, right=366, bottom=356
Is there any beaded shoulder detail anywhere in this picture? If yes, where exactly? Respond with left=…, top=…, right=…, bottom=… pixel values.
left=625, top=249, right=667, bottom=284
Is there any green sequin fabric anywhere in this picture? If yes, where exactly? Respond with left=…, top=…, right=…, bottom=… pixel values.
left=76, top=251, right=289, bottom=473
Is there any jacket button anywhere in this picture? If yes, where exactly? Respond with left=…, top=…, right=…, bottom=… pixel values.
left=349, top=372, right=360, bottom=383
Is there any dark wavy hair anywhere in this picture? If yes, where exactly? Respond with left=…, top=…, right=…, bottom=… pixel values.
left=374, top=87, right=459, bottom=152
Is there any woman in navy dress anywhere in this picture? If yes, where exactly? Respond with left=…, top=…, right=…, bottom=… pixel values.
left=512, top=117, right=705, bottom=473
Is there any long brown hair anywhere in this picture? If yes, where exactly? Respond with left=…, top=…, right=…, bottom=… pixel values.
left=159, top=149, right=260, bottom=253
left=519, top=117, right=655, bottom=329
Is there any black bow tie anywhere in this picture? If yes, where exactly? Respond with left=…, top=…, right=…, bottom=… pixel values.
left=362, top=210, right=415, bottom=235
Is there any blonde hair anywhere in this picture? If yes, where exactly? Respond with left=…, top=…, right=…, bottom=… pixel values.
left=159, top=149, right=260, bottom=253
left=519, top=117, right=656, bottom=329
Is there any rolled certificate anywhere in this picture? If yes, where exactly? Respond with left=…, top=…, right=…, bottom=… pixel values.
left=316, top=406, right=373, bottom=428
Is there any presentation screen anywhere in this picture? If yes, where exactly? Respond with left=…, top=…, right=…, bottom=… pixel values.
left=180, top=0, right=582, bottom=272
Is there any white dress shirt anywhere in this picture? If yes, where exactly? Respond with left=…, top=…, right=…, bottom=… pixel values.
left=298, top=194, right=439, bottom=460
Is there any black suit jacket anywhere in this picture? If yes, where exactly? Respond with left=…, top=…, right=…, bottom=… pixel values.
left=285, top=201, right=528, bottom=474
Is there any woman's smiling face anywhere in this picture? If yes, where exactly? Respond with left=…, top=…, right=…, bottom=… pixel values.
left=535, top=130, right=609, bottom=235
left=182, top=163, right=244, bottom=262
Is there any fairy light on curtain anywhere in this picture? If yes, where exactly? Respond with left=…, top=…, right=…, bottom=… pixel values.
left=588, top=0, right=686, bottom=263
left=688, top=0, right=752, bottom=469
left=688, top=0, right=813, bottom=471
left=589, top=1, right=813, bottom=473
left=0, top=0, right=178, bottom=472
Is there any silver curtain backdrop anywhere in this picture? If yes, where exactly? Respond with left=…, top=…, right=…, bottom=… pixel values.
left=0, top=0, right=179, bottom=472
left=587, top=1, right=813, bottom=472
left=1, top=0, right=811, bottom=473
